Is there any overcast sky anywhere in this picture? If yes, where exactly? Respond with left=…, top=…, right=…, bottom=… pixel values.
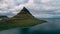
left=0, top=0, right=60, bottom=18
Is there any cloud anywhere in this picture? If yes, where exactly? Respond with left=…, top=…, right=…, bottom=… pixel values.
left=0, top=0, right=60, bottom=18
left=40, top=0, right=50, bottom=3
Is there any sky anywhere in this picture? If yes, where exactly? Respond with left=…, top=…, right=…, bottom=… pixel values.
left=0, top=0, right=60, bottom=18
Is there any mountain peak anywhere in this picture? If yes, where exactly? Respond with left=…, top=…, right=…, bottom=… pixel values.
left=20, top=7, right=31, bottom=14
left=12, top=7, right=34, bottom=18
left=23, top=7, right=26, bottom=9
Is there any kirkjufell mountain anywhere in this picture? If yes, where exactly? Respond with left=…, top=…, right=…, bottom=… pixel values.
left=12, top=7, right=34, bottom=19
left=0, top=7, right=46, bottom=30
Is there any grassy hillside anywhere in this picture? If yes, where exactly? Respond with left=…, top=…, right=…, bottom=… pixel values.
left=0, top=18, right=46, bottom=31
left=0, top=7, right=47, bottom=31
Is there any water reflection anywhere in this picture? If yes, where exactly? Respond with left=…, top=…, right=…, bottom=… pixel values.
left=21, top=28, right=29, bottom=34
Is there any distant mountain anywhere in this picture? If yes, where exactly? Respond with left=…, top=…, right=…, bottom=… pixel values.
left=0, top=16, right=8, bottom=18
left=52, top=16, right=60, bottom=18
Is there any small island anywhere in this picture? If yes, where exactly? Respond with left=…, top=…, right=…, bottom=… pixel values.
left=0, top=7, right=47, bottom=31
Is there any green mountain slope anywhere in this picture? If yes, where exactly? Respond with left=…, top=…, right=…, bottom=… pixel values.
left=0, top=7, right=47, bottom=31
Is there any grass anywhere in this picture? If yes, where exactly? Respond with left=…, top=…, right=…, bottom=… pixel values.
left=0, top=18, right=47, bottom=31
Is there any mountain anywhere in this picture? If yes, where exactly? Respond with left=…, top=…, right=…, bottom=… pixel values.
left=0, top=7, right=47, bottom=31
left=52, top=16, right=60, bottom=18
left=12, top=7, right=34, bottom=19
left=0, top=16, right=8, bottom=18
